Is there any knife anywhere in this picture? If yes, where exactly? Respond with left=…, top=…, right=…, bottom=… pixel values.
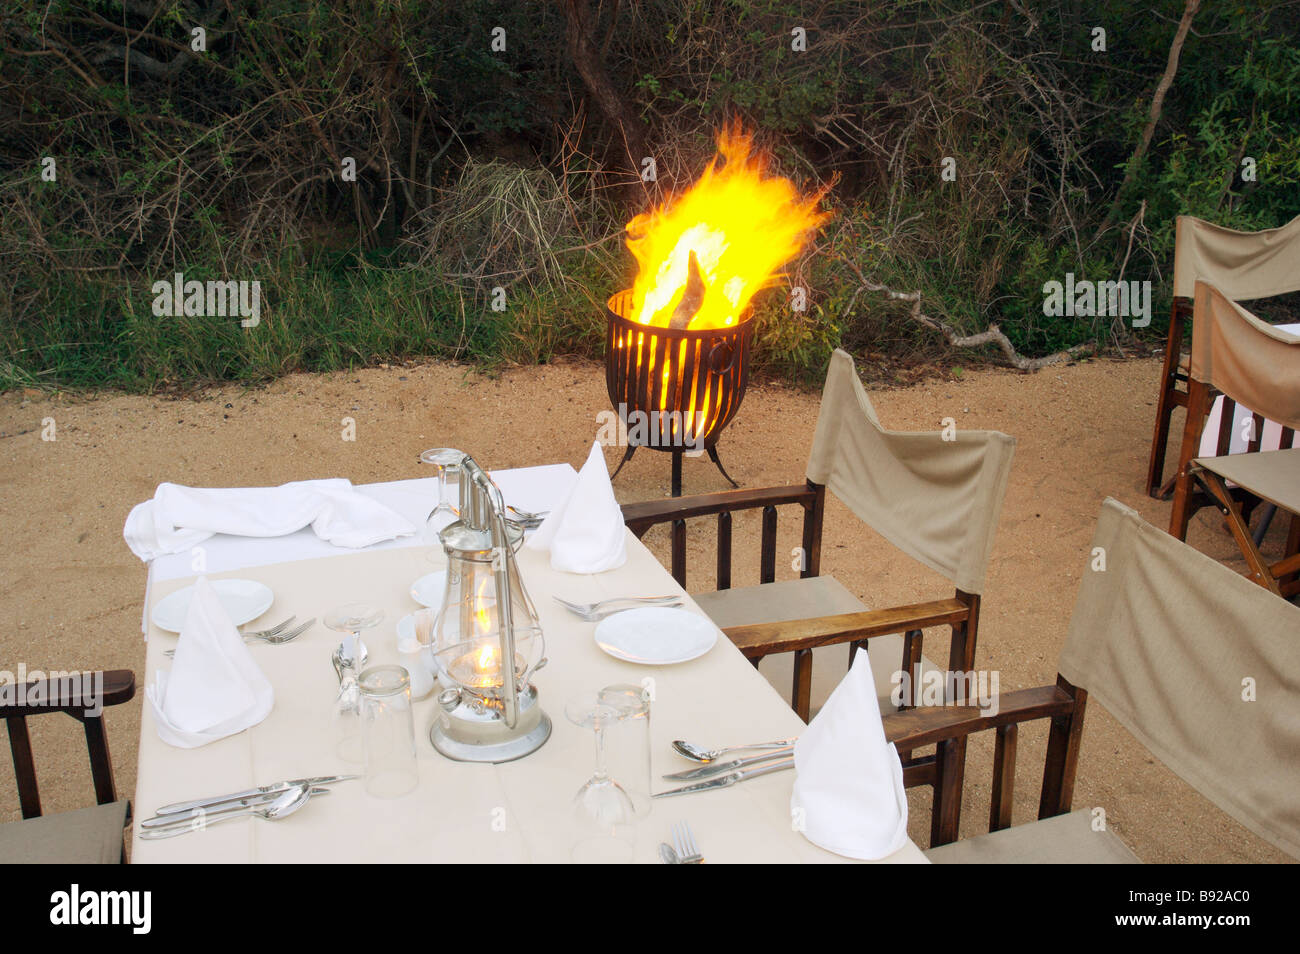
left=151, top=775, right=358, bottom=817
left=141, top=791, right=292, bottom=830
left=662, top=747, right=795, bottom=782
left=652, top=757, right=794, bottom=798
left=139, top=787, right=332, bottom=838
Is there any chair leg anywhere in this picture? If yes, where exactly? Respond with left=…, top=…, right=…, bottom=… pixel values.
left=791, top=649, right=812, bottom=723
left=82, top=714, right=119, bottom=806
left=930, top=737, right=965, bottom=846
left=1196, top=470, right=1283, bottom=596
left=6, top=715, right=41, bottom=819
left=989, top=723, right=1018, bottom=833
left=1146, top=303, right=1186, bottom=497
left=1039, top=678, right=1087, bottom=819
left=1169, top=381, right=1212, bottom=541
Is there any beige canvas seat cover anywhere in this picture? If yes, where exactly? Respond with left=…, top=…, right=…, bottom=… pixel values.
left=1188, top=279, right=1300, bottom=432
left=1059, top=498, right=1300, bottom=859
left=805, top=349, right=1015, bottom=595
left=1172, top=214, right=1300, bottom=301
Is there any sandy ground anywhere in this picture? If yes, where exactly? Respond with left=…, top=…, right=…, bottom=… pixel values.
left=0, top=355, right=1290, bottom=863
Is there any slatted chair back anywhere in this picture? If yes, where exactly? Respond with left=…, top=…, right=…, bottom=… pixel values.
left=1146, top=214, right=1300, bottom=497
left=1169, top=280, right=1300, bottom=539
left=884, top=499, right=1300, bottom=856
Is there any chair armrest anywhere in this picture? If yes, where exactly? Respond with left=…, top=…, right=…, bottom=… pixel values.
left=0, top=670, right=135, bottom=720
left=621, top=482, right=816, bottom=535
left=722, top=597, right=970, bottom=658
left=882, top=685, right=1076, bottom=749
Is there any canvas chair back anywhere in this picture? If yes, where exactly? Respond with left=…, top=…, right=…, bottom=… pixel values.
left=805, top=349, right=1015, bottom=595
left=1188, top=280, right=1300, bottom=431
left=1172, top=214, right=1300, bottom=301
left=1058, top=498, right=1300, bottom=859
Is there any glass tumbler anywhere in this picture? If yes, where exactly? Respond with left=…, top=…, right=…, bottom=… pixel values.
left=359, top=665, right=418, bottom=799
left=597, top=684, right=652, bottom=818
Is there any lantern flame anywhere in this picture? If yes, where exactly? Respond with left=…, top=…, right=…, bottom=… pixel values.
left=625, top=123, right=832, bottom=329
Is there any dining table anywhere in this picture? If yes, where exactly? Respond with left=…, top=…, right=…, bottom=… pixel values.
left=130, top=463, right=927, bottom=864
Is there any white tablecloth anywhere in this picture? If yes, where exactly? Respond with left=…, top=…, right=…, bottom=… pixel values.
left=131, top=466, right=927, bottom=864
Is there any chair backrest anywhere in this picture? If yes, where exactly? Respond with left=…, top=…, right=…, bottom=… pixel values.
left=805, top=349, right=1016, bottom=595
left=1058, top=498, right=1300, bottom=859
left=1188, top=279, right=1300, bottom=431
left=1172, top=214, right=1300, bottom=302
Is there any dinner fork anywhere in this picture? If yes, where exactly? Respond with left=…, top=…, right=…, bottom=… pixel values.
left=507, top=506, right=550, bottom=521
left=164, top=618, right=316, bottom=657
left=246, top=617, right=296, bottom=639
left=672, top=820, right=704, bottom=864
left=553, top=595, right=682, bottom=621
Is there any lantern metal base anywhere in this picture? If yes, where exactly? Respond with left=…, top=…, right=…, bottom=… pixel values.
left=429, top=685, right=552, bottom=763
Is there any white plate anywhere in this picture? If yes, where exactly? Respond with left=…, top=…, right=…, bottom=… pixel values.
left=150, top=579, right=274, bottom=634
left=410, top=571, right=447, bottom=609
left=593, top=607, right=718, bottom=666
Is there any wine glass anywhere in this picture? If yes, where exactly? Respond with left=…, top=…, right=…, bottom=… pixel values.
left=325, top=602, right=385, bottom=763
left=566, top=694, right=638, bottom=862
left=419, top=448, right=466, bottom=543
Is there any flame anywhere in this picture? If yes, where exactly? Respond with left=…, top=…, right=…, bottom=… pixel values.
left=625, top=123, right=831, bottom=329
left=477, top=644, right=497, bottom=671
left=473, top=575, right=494, bottom=636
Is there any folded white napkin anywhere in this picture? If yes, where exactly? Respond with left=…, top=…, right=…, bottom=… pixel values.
left=124, top=479, right=416, bottom=561
left=790, top=651, right=909, bottom=860
left=146, top=577, right=274, bottom=748
left=525, top=441, right=627, bottom=574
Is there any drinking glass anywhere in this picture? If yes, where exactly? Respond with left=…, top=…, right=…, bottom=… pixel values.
left=596, top=684, right=652, bottom=818
left=419, top=448, right=466, bottom=543
left=360, top=665, right=418, bottom=799
left=566, top=692, right=640, bottom=862
left=324, top=602, right=385, bottom=763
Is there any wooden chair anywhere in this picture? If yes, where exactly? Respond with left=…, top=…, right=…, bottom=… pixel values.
left=1169, top=280, right=1300, bottom=596
left=883, top=498, right=1300, bottom=857
left=1, top=669, right=136, bottom=863
left=621, top=348, right=1016, bottom=735
left=1146, top=214, right=1300, bottom=498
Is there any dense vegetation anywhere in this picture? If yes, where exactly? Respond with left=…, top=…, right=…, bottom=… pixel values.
left=2, top=1, right=1297, bottom=390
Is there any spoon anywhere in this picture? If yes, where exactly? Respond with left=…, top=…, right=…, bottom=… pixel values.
left=673, top=737, right=799, bottom=763
left=139, top=784, right=321, bottom=839
left=659, top=842, right=681, bottom=865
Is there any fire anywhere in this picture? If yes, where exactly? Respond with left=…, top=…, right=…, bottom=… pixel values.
left=625, top=123, right=832, bottom=330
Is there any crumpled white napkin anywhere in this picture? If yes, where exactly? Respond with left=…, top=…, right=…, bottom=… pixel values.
left=525, top=441, right=627, bottom=574
left=146, top=577, right=274, bottom=748
left=124, top=478, right=416, bottom=561
left=790, top=651, right=909, bottom=860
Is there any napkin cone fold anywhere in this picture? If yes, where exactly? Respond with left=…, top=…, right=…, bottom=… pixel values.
left=526, top=441, right=627, bottom=573
left=791, top=651, right=909, bottom=859
left=146, top=577, right=274, bottom=748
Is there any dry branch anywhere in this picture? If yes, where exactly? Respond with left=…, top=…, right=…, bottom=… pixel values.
left=845, top=261, right=1095, bottom=371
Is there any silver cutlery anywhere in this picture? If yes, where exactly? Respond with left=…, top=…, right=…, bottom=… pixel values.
left=508, top=505, right=550, bottom=521
left=658, top=842, right=681, bottom=864
left=672, top=821, right=704, bottom=863
left=151, top=774, right=358, bottom=817
left=673, top=737, right=798, bottom=763
left=245, top=616, right=297, bottom=639
left=139, top=785, right=326, bottom=839
left=554, top=595, right=683, bottom=622
left=663, top=746, right=795, bottom=781
left=163, top=618, right=316, bottom=657
left=653, top=757, right=795, bottom=798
